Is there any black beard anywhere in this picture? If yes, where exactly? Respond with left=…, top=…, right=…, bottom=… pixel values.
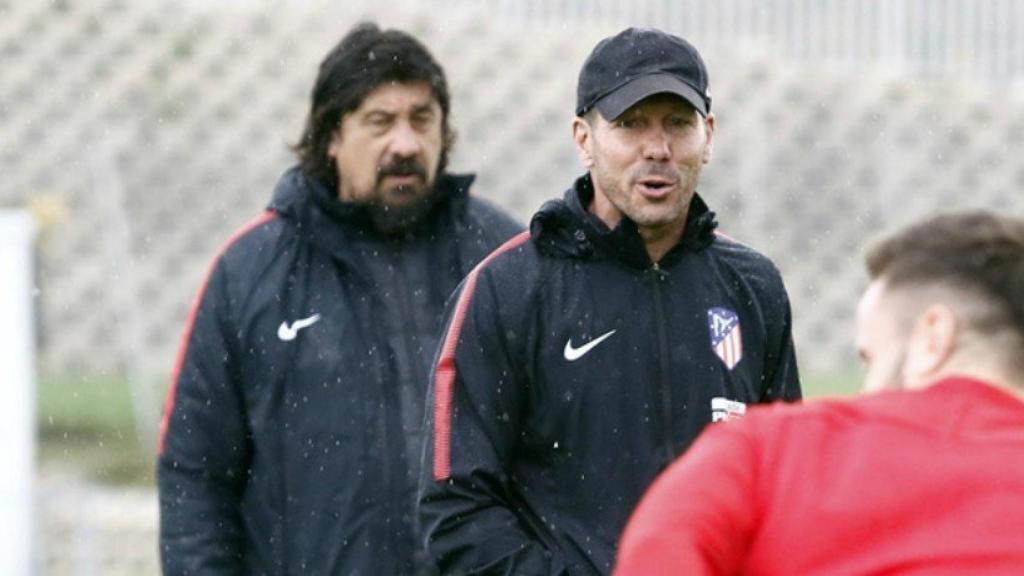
left=367, top=184, right=440, bottom=235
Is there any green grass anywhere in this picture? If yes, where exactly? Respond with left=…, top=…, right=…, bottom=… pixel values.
left=802, top=371, right=862, bottom=399
left=37, top=373, right=156, bottom=485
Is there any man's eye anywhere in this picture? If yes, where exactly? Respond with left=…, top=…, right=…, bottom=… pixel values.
left=412, top=112, right=435, bottom=127
left=617, top=118, right=640, bottom=129
left=668, top=116, right=693, bottom=128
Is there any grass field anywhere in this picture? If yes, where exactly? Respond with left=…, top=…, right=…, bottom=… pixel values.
left=802, top=371, right=862, bottom=399
left=37, top=374, right=156, bottom=485
left=36, top=371, right=862, bottom=486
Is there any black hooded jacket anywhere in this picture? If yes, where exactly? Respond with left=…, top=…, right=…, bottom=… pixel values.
left=158, top=166, right=522, bottom=575
left=419, top=175, right=800, bottom=575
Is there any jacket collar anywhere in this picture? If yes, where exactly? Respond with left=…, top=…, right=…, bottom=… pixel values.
left=530, top=173, right=718, bottom=268
left=268, top=165, right=474, bottom=254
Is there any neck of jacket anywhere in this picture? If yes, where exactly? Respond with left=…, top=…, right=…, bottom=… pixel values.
left=530, top=173, right=719, bottom=269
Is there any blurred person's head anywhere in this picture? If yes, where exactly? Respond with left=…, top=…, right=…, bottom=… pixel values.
left=856, top=211, right=1024, bottom=393
left=293, top=23, right=453, bottom=232
left=571, top=28, right=715, bottom=260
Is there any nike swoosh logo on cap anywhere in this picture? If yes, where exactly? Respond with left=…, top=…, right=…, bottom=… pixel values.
left=563, top=329, right=617, bottom=361
left=277, top=313, right=321, bottom=341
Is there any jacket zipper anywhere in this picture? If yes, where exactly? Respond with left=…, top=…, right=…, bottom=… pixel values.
left=649, top=262, right=675, bottom=464
left=386, top=245, right=423, bottom=563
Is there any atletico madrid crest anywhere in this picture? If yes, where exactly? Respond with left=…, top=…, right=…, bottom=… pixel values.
left=708, top=307, right=743, bottom=370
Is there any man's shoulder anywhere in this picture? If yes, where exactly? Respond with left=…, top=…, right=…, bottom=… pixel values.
left=212, top=210, right=290, bottom=281
left=185, top=211, right=289, bottom=315
left=724, top=381, right=1019, bottom=475
left=219, top=210, right=285, bottom=257
left=445, top=231, right=539, bottom=323
left=707, top=231, right=781, bottom=272
left=462, top=193, right=518, bottom=223
left=473, top=230, right=538, bottom=276
left=457, top=193, right=524, bottom=241
left=701, top=230, right=789, bottom=300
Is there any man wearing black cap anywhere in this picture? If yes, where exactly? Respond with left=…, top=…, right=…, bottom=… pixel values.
left=419, top=28, right=800, bottom=575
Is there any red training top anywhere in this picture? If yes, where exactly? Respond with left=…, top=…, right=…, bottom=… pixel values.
left=616, top=377, right=1024, bottom=576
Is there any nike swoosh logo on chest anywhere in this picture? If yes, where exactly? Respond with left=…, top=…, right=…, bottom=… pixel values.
left=563, top=329, right=617, bottom=361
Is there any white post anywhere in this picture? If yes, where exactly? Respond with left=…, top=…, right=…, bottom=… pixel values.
left=0, top=210, right=37, bottom=576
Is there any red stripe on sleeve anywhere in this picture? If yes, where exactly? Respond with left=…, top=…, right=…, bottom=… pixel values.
left=433, top=231, right=531, bottom=480
left=157, top=210, right=278, bottom=455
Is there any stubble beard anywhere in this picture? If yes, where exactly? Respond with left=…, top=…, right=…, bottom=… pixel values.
left=593, top=161, right=698, bottom=230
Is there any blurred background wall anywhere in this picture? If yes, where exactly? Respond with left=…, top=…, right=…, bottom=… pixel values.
left=3, top=0, right=1024, bottom=573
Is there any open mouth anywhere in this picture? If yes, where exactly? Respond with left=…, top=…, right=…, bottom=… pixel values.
left=637, top=177, right=677, bottom=197
left=380, top=172, right=426, bottom=190
left=384, top=172, right=422, bottom=182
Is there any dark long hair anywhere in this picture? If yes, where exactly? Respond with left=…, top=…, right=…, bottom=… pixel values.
left=292, top=23, right=453, bottom=187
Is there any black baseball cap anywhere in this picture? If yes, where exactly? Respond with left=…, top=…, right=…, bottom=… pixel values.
left=576, top=27, right=711, bottom=120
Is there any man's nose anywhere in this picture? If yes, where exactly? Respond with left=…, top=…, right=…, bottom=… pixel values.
left=642, top=128, right=671, bottom=161
left=389, top=121, right=422, bottom=157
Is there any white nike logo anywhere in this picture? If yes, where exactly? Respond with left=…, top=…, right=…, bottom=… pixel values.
left=563, top=330, right=616, bottom=361
left=277, top=313, right=321, bottom=341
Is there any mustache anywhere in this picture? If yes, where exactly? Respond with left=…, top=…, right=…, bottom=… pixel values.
left=377, top=158, right=427, bottom=183
left=633, top=164, right=680, bottom=182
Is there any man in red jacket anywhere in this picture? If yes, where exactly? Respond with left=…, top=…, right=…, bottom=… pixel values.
left=616, top=211, right=1024, bottom=575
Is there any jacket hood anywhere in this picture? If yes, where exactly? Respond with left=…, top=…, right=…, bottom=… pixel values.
left=530, top=173, right=718, bottom=268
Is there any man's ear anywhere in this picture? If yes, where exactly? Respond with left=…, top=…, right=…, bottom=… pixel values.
left=701, top=112, right=715, bottom=164
left=902, top=304, right=959, bottom=386
left=326, top=128, right=342, bottom=162
left=572, top=117, right=594, bottom=168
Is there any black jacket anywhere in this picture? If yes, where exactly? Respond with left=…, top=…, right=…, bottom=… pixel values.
left=158, top=166, right=522, bottom=575
left=419, top=175, right=801, bottom=575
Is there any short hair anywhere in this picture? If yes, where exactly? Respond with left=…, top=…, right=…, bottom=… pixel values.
left=292, top=23, right=453, bottom=187
left=865, top=211, right=1024, bottom=341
